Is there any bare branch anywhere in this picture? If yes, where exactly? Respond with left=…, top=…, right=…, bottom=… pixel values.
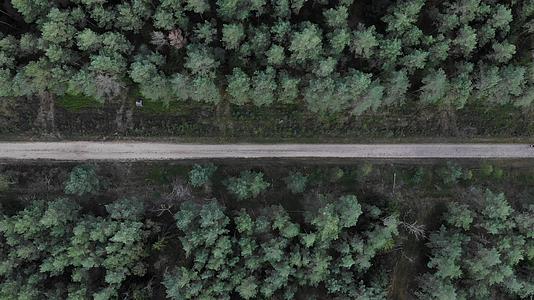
left=400, top=220, right=426, bottom=240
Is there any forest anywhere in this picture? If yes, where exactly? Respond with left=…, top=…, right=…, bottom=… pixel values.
left=0, top=160, right=533, bottom=299
left=1, top=1, right=533, bottom=298
left=0, top=0, right=533, bottom=138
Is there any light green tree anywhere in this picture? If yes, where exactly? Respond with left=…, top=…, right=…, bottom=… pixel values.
left=289, top=23, right=323, bottom=63
left=420, top=69, right=448, bottom=104
left=227, top=68, right=251, bottom=105
left=222, top=23, right=245, bottom=50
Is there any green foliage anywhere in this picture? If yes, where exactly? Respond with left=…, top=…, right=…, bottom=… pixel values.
left=436, top=162, right=471, bottom=186
left=189, top=74, right=221, bottom=103
left=453, top=25, right=477, bottom=56
left=222, top=24, right=245, bottom=50
left=289, top=24, right=323, bottom=63
left=490, top=41, right=516, bottom=64
left=351, top=26, right=378, bottom=59
left=130, top=55, right=174, bottom=103
left=193, top=21, right=217, bottom=44
left=352, top=81, right=385, bottom=115
left=329, top=28, right=351, bottom=54
left=323, top=5, right=348, bottom=28
left=40, top=8, right=76, bottom=46
left=420, top=69, right=448, bottom=104
left=418, top=189, right=533, bottom=300
left=64, top=165, right=101, bottom=196
left=400, top=49, right=428, bottom=73
left=11, top=0, right=50, bottom=22
left=445, top=203, right=473, bottom=230
left=383, top=70, right=410, bottom=105
left=185, top=46, right=219, bottom=76
left=185, top=0, right=210, bottom=14
left=0, top=197, right=155, bottom=299
left=408, top=166, right=426, bottom=185
left=277, top=73, right=300, bottom=103
left=115, top=1, right=152, bottom=32
left=225, top=171, right=270, bottom=200
left=17, top=33, right=37, bottom=55
left=305, top=70, right=372, bottom=114
left=6, top=0, right=534, bottom=118
left=284, top=171, right=308, bottom=194
left=216, top=0, right=262, bottom=20
left=89, top=53, right=127, bottom=75
left=77, top=29, right=102, bottom=52
left=4, top=163, right=532, bottom=300
left=227, top=68, right=251, bottom=105
left=266, top=44, right=285, bottom=66
left=356, top=162, right=374, bottom=181
left=480, top=163, right=496, bottom=177
left=251, top=68, right=277, bottom=106
left=444, top=68, right=473, bottom=109
left=165, top=195, right=396, bottom=299
left=189, top=163, right=217, bottom=187
left=0, top=174, right=10, bottom=192
left=383, top=0, right=425, bottom=35
left=327, top=167, right=345, bottom=183
left=377, top=38, right=402, bottom=71
left=13, top=59, right=71, bottom=97
left=480, top=189, right=512, bottom=234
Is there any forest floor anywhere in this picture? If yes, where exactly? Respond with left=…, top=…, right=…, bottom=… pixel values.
left=1, top=142, right=534, bottom=161
left=2, top=95, right=534, bottom=142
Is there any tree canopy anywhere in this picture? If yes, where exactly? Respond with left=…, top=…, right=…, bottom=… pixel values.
left=1, top=0, right=532, bottom=117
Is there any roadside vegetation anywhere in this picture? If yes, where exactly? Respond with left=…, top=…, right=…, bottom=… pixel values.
left=0, top=0, right=533, bottom=139
left=1, top=160, right=532, bottom=299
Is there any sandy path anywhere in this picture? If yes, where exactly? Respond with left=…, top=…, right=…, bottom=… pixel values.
left=0, top=142, right=533, bottom=161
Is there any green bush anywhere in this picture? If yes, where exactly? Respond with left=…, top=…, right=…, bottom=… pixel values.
left=437, top=162, right=471, bottom=186
left=189, top=163, right=217, bottom=187
left=0, top=174, right=10, bottom=192
left=359, top=162, right=374, bottom=178
left=64, top=165, right=101, bottom=196
left=284, top=171, right=308, bottom=194
left=480, top=163, right=494, bottom=177
left=225, top=170, right=270, bottom=200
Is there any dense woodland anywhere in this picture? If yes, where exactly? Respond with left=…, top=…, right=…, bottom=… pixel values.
left=0, top=161, right=533, bottom=299
left=1, top=1, right=534, bottom=299
left=0, top=0, right=533, bottom=134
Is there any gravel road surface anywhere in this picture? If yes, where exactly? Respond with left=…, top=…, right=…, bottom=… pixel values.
left=1, top=142, right=533, bottom=161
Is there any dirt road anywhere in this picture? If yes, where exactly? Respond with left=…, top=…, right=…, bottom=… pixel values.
left=0, top=142, right=533, bottom=161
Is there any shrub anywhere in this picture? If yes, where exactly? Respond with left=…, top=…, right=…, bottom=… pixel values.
left=189, top=163, right=217, bottom=187
left=437, top=162, right=464, bottom=186
left=284, top=171, right=308, bottom=194
left=64, top=165, right=100, bottom=196
left=225, top=170, right=270, bottom=200
left=0, top=174, right=10, bottom=192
